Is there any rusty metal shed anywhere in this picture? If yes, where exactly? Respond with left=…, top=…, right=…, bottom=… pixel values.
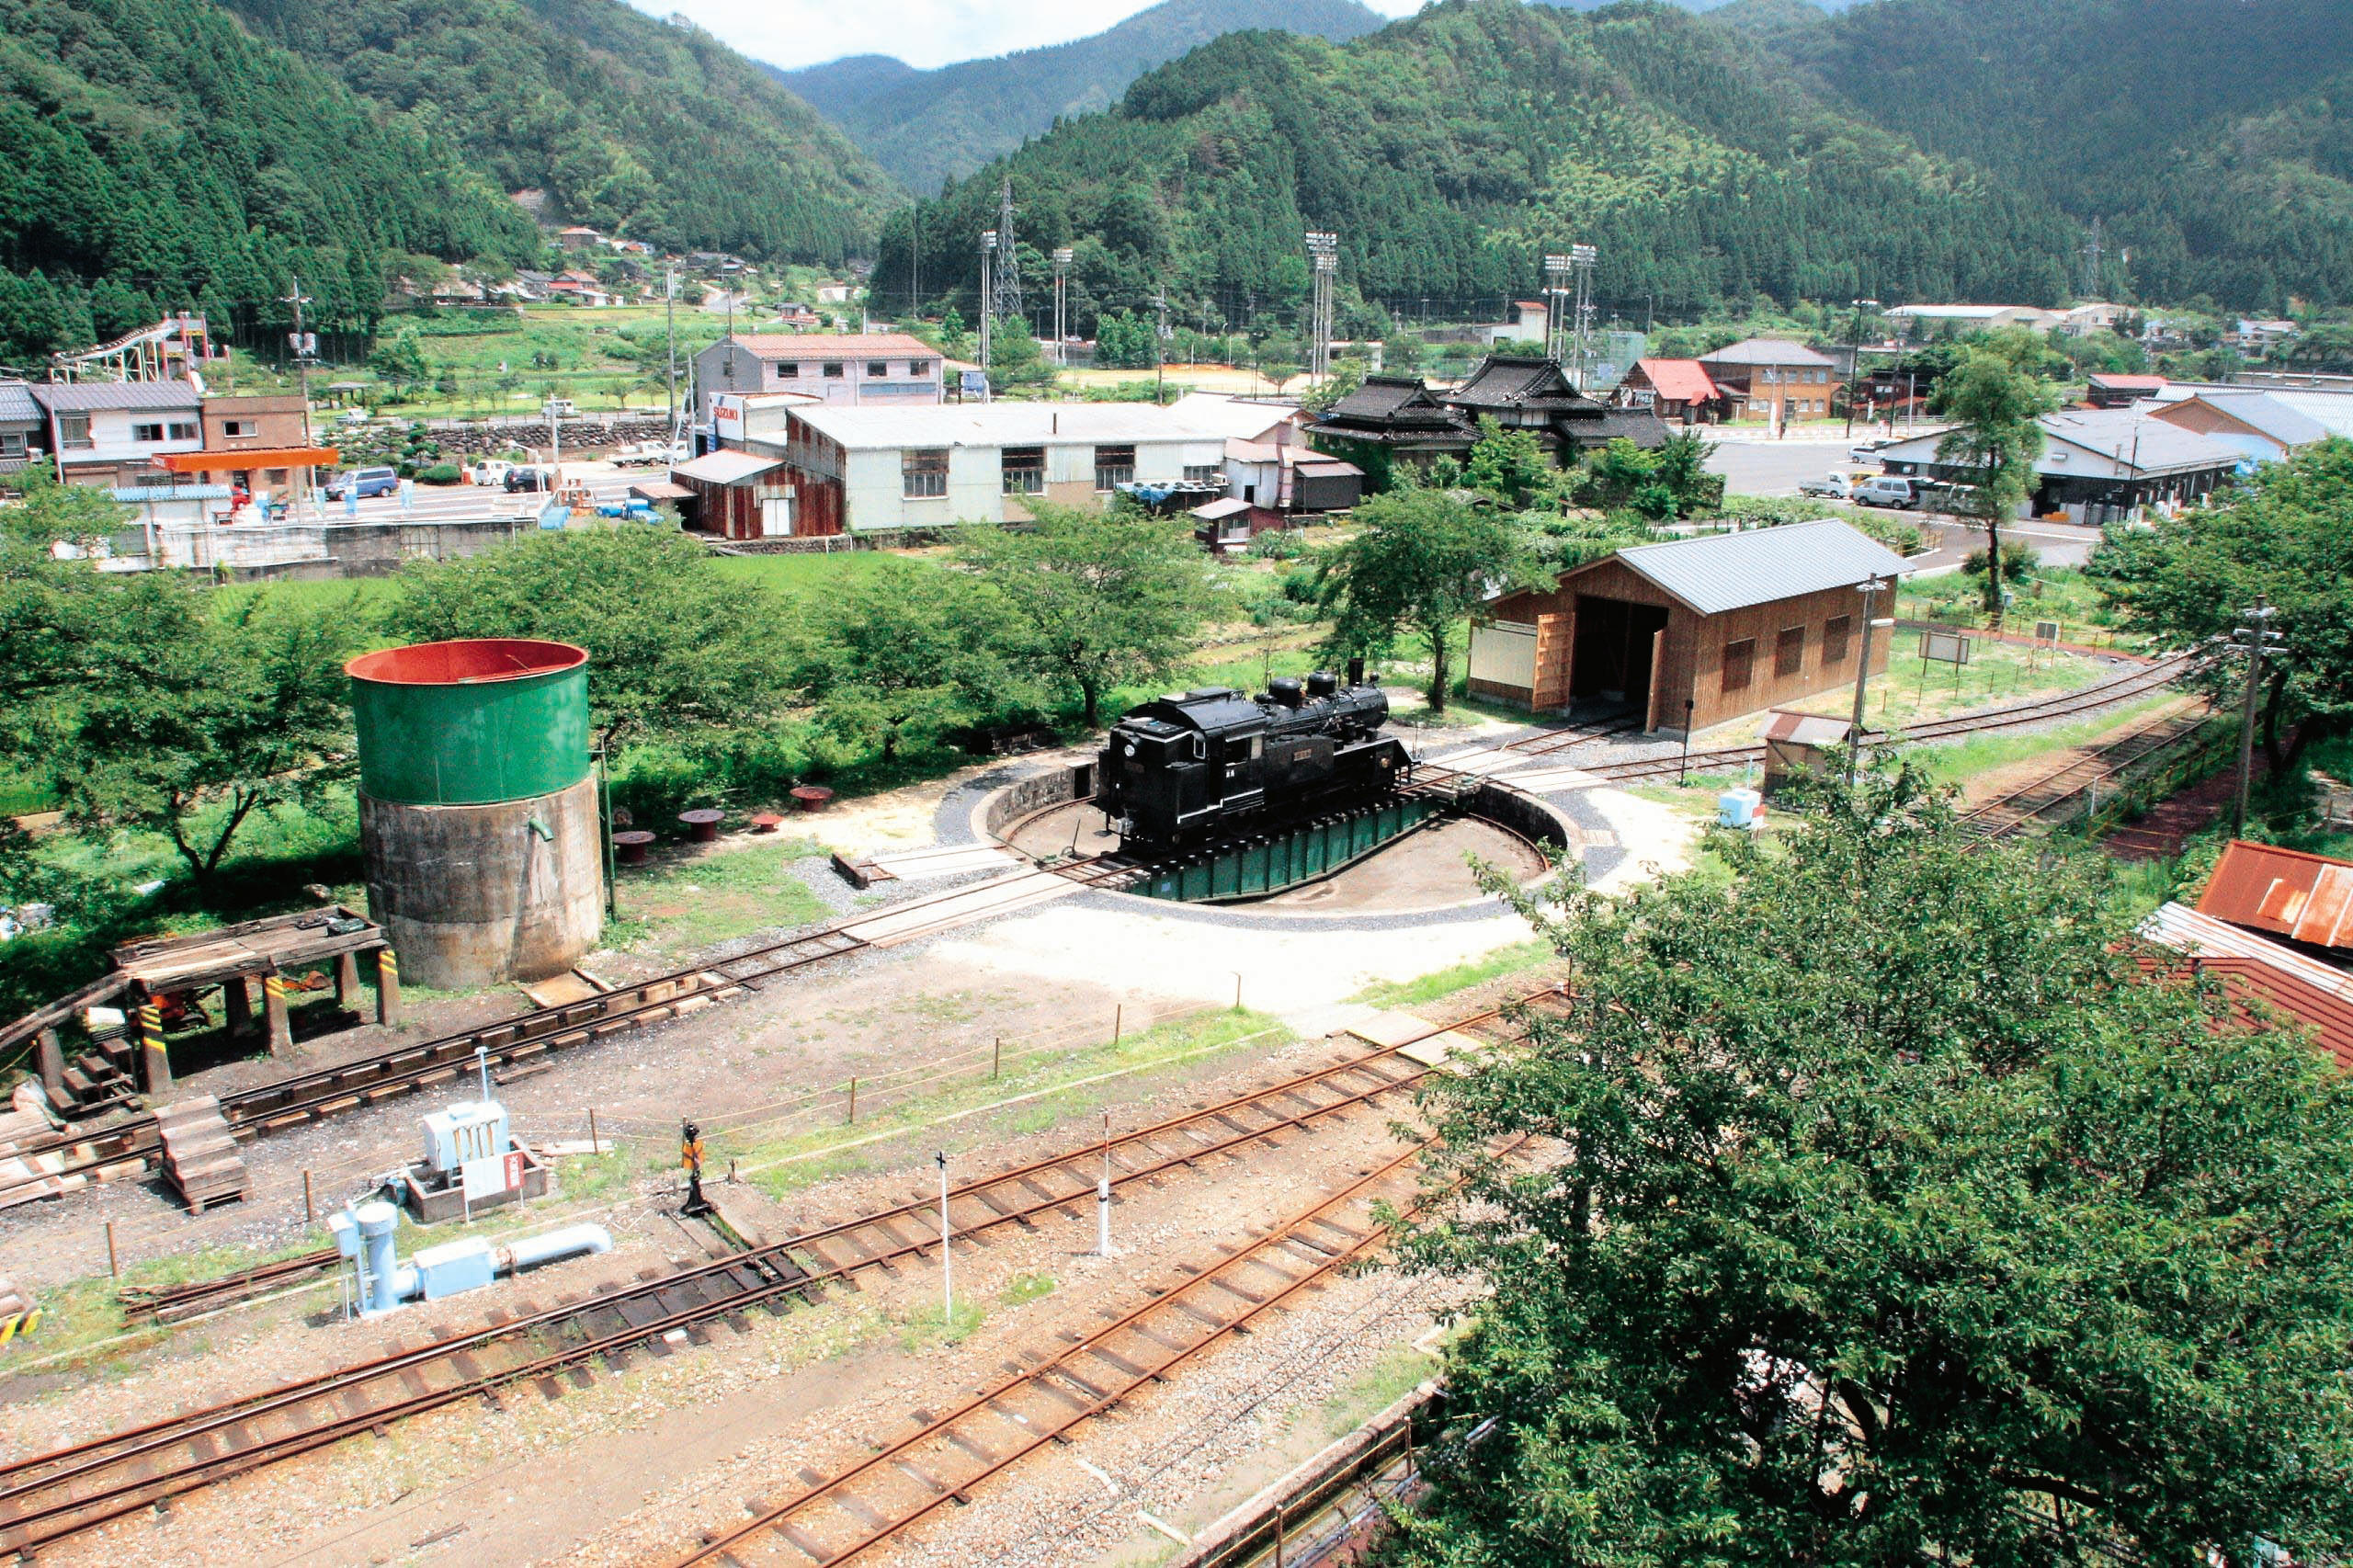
left=2197, top=839, right=2353, bottom=956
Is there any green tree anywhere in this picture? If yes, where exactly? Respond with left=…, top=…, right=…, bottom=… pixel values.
left=1313, top=487, right=1531, bottom=711
left=2090, top=437, right=2353, bottom=766
left=1395, top=770, right=2353, bottom=1568
left=1461, top=416, right=1561, bottom=510
left=368, top=324, right=432, bottom=396
left=383, top=527, right=794, bottom=749
left=794, top=561, right=1021, bottom=761
left=1931, top=330, right=2057, bottom=621
left=954, top=503, right=1208, bottom=728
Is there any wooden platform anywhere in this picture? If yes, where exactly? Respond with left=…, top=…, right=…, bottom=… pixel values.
left=112, top=906, right=383, bottom=994
left=156, top=1097, right=250, bottom=1213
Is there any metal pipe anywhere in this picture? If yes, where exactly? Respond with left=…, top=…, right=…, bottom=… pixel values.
left=502, top=1223, right=615, bottom=1273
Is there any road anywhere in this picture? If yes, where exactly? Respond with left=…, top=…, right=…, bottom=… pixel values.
left=314, top=460, right=642, bottom=524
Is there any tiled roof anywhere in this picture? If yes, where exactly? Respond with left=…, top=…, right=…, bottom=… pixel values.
left=2197, top=839, right=2353, bottom=954
left=0, top=381, right=40, bottom=424
left=723, top=333, right=934, bottom=358
left=2086, top=373, right=2167, bottom=391
left=1595, top=408, right=1673, bottom=449
left=1310, top=376, right=1473, bottom=441
left=1633, top=358, right=1719, bottom=403
left=1596, top=519, right=1907, bottom=616
left=1445, top=356, right=1597, bottom=413
left=2159, top=392, right=2329, bottom=449
left=29, top=379, right=202, bottom=412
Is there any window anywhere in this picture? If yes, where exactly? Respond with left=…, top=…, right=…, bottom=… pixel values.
left=775, top=361, right=801, bottom=379
left=221, top=419, right=256, bottom=438
left=822, top=361, right=845, bottom=379
left=168, top=421, right=198, bottom=441
left=58, top=414, right=91, bottom=450
left=1000, top=446, right=1044, bottom=495
left=1093, top=444, right=1135, bottom=491
left=866, top=361, right=890, bottom=379
left=1774, top=624, right=1805, bottom=678
left=0, top=430, right=23, bottom=460
left=912, top=359, right=937, bottom=379
left=1183, top=463, right=1220, bottom=483
left=1722, top=637, right=1756, bottom=694
left=132, top=422, right=165, bottom=442
left=902, top=448, right=949, bottom=498
left=1823, top=615, right=1853, bottom=665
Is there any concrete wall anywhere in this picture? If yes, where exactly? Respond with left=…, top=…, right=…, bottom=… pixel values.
left=196, top=517, right=532, bottom=579
left=831, top=437, right=1225, bottom=532
left=359, top=775, right=604, bottom=989
left=983, top=765, right=1095, bottom=838
left=1467, top=780, right=1572, bottom=851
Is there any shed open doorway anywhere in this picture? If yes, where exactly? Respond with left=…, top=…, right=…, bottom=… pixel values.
left=1571, top=597, right=1671, bottom=712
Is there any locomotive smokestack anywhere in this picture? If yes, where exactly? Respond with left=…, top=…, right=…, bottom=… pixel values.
left=1346, top=655, right=1364, bottom=687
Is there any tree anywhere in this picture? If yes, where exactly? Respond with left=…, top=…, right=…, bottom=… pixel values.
left=383, top=527, right=795, bottom=749
left=954, top=503, right=1208, bottom=728
left=2090, top=437, right=2353, bottom=767
left=1461, top=417, right=1561, bottom=510
left=1313, top=487, right=1531, bottom=711
left=794, top=562, right=1021, bottom=761
left=1394, top=770, right=2353, bottom=1568
left=1931, top=330, right=2057, bottom=621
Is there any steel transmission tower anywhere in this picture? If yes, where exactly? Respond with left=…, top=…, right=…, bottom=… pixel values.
left=1303, top=231, right=1339, bottom=381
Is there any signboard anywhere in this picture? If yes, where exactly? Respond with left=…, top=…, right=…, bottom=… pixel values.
left=1919, top=630, right=1973, bottom=665
left=959, top=369, right=991, bottom=397
left=460, top=1151, right=527, bottom=1203
left=2035, top=619, right=2062, bottom=647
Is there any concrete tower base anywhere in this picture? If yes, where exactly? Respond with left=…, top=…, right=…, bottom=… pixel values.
left=359, top=777, right=605, bottom=990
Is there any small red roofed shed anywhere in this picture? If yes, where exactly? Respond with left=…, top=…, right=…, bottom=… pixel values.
left=2197, top=839, right=2353, bottom=956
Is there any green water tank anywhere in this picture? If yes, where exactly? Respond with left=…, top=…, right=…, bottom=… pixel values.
left=347, top=639, right=590, bottom=806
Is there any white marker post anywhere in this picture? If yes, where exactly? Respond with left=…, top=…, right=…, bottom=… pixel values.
left=936, top=1151, right=952, bottom=1321
left=1098, top=1112, right=1113, bottom=1257
left=474, top=1043, right=492, bottom=1103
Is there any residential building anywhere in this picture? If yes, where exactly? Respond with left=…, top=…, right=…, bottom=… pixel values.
left=742, top=403, right=1231, bottom=538
left=1696, top=339, right=1843, bottom=423
left=1303, top=356, right=1668, bottom=480
left=0, top=381, right=42, bottom=473
left=1465, top=519, right=1907, bottom=733
left=31, top=380, right=204, bottom=488
left=1195, top=437, right=1364, bottom=551
left=1616, top=358, right=1723, bottom=423
left=2083, top=372, right=2167, bottom=408
left=2060, top=301, right=2131, bottom=334
left=692, top=334, right=941, bottom=422
left=556, top=226, right=604, bottom=252
left=2148, top=390, right=2328, bottom=465
left=2226, top=318, right=2300, bottom=356
left=157, top=394, right=334, bottom=501
left=1874, top=408, right=2240, bottom=522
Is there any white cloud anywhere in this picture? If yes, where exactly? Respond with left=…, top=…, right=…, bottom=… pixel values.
left=631, top=0, right=1430, bottom=73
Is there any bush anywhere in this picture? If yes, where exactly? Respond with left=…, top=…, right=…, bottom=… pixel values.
left=417, top=463, right=463, bottom=485
left=1963, top=541, right=2040, bottom=577
left=1248, top=529, right=1303, bottom=560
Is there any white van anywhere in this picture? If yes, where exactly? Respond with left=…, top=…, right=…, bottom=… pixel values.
left=1856, top=475, right=1924, bottom=510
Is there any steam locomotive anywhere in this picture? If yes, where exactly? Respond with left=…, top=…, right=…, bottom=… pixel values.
left=1096, top=670, right=1411, bottom=848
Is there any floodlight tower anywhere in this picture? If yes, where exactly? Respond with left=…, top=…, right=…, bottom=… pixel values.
left=1569, top=243, right=1598, bottom=390
left=1541, top=252, right=1573, bottom=365
left=979, top=229, right=997, bottom=396
left=1303, top=231, right=1340, bottom=381
left=1051, top=247, right=1074, bottom=367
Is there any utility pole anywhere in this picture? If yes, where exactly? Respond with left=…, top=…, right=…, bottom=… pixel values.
left=663, top=265, right=678, bottom=448
left=2083, top=215, right=2105, bottom=300
left=1844, top=297, right=1880, bottom=439
left=1847, top=577, right=1891, bottom=786
left=281, top=279, right=316, bottom=449
left=1051, top=247, right=1073, bottom=367
left=1154, top=289, right=1167, bottom=403
left=2233, top=599, right=2281, bottom=835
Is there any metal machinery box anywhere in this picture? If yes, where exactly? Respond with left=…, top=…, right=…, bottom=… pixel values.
left=410, top=1237, right=498, bottom=1300
left=423, top=1100, right=511, bottom=1176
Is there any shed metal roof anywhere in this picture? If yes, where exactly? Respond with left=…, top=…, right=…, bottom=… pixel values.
left=0, top=381, right=40, bottom=424
left=2197, top=839, right=2353, bottom=953
left=787, top=402, right=1228, bottom=450
left=30, top=380, right=202, bottom=413
left=1594, top=519, right=1907, bottom=616
left=673, top=449, right=783, bottom=484
left=718, top=333, right=933, bottom=358
left=1698, top=337, right=1836, bottom=369
left=2141, top=902, right=2353, bottom=1071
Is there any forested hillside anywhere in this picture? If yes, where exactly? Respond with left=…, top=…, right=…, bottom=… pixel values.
left=877, top=0, right=2073, bottom=334
left=0, top=0, right=540, bottom=366
left=218, top=0, right=898, bottom=265
left=773, top=0, right=1385, bottom=195
left=1760, top=0, right=2353, bottom=308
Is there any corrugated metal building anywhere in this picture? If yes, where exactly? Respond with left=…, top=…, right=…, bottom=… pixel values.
left=2196, top=840, right=2353, bottom=957
left=2141, top=901, right=2353, bottom=1071
left=1466, top=519, right=1906, bottom=734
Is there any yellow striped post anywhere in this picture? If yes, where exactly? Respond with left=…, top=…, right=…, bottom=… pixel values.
left=376, top=948, right=402, bottom=1027
left=136, top=1000, right=171, bottom=1095
left=262, top=971, right=292, bottom=1058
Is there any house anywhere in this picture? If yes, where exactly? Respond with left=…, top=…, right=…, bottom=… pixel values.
left=1487, top=300, right=1549, bottom=347
left=1195, top=437, right=1364, bottom=551
left=428, top=278, right=489, bottom=306
left=0, top=381, right=42, bottom=473
left=692, top=334, right=941, bottom=422
left=30, top=380, right=205, bottom=488
left=2148, top=391, right=2329, bottom=465
left=2083, top=372, right=2167, bottom=408
left=1696, top=339, right=1843, bottom=424
left=556, top=226, right=604, bottom=253
left=2226, top=318, right=2300, bottom=356
left=544, top=271, right=617, bottom=307
left=1302, top=356, right=1668, bottom=482
left=151, top=394, right=335, bottom=502
left=745, top=403, right=1232, bottom=538
left=668, top=449, right=796, bottom=541
left=775, top=303, right=822, bottom=330
left=1874, top=408, right=2241, bottom=522
left=1616, top=358, right=1722, bottom=423
left=1465, top=519, right=1907, bottom=733
left=2197, top=840, right=2353, bottom=959
left=1883, top=303, right=2063, bottom=335
left=813, top=280, right=854, bottom=304
left=2142, top=900, right=2353, bottom=1073
left=2060, top=302, right=2131, bottom=334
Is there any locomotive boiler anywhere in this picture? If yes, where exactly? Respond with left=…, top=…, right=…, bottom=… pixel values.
left=1096, top=671, right=1410, bottom=847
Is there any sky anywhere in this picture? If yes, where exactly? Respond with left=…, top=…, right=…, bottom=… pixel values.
left=635, top=0, right=1428, bottom=73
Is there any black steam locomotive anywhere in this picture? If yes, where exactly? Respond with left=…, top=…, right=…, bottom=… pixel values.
left=1096, top=671, right=1411, bottom=848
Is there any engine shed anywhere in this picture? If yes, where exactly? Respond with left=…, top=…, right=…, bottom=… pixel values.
left=1466, top=520, right=1907, bottom=736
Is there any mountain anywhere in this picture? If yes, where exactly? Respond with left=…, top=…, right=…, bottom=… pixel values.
left=772, top=0, right=1387, bottom=195
left=216, top=0, right=900, bottom=265
left=878, top=0, right=2075, bottom=333
left=1750, top=0, right=2353, bottom=308
left=0, top=0, right=541, bottom=366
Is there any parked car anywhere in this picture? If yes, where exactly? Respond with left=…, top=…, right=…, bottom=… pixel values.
left=608, top=440, right=675, bottom=466
left=542, top=399, right=579, bottom=418
left=1848, top=439, right=1893, bottom=462
left=467, top=460, right=514, bottom=487
left=504, top=465, right=555, bottom=493
left=1855, top=474, right=1925, bottom=510
left=324, top=465, right=399, bottom=501
left=1799, top=472, right=1857, bottom=500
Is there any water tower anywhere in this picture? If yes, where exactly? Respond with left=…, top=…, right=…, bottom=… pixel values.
left=347, top=639, right=603, bottom=989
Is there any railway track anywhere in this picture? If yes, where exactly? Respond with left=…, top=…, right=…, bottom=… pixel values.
left=660, top=1131, right=1509, bottom=1568
left=1959, top=704, right=2220, bottom=841
left=0, top=857, right=1148, bottom=1211
left=0, top=993, right=1563, bottom=1557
